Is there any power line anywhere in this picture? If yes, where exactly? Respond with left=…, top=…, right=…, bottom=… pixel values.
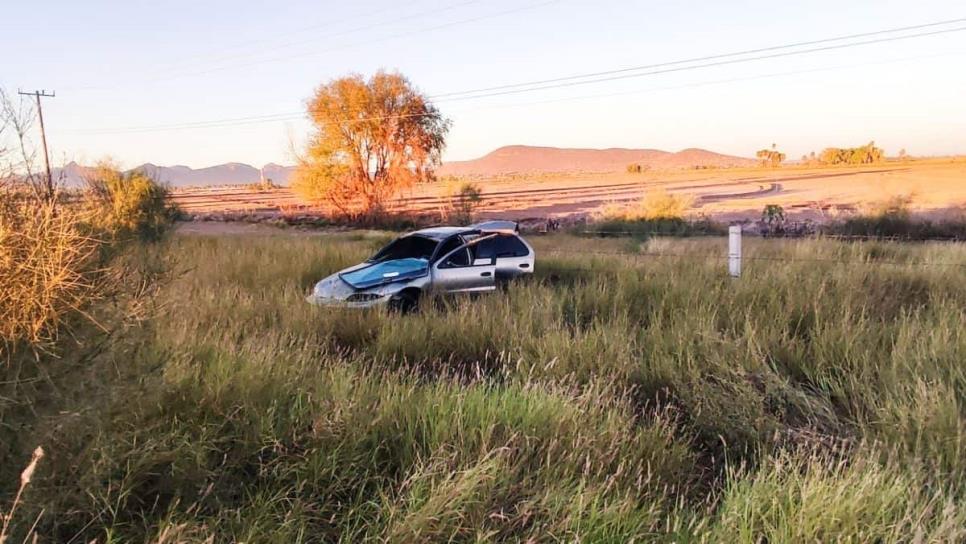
left=72, top=45, right=966, bottom=136
left=164, top=0, right=558, bottom=81
left=543, top=249, right=966, bottom=268
left=65, top=0, right=481, bottom=91
left=184, top=0, right=482, bottom=70
left=67, top=21, right=966, bottom=135
left=153, top=0, right=426, bottom=69
left=435, top=25, right=966, bottom=102
left=416, top=48, right=966, bottom=118
left=431, top=17, right=966, bottom=98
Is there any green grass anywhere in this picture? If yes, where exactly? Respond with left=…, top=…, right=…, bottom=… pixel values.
left=2, top=231, right=965, bottom=542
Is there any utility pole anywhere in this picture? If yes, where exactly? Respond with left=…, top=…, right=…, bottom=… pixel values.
left=18, top=89, right=56, bottom=201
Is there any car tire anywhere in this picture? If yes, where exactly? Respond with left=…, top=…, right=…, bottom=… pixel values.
left=388, top=291, right=419, bottom=314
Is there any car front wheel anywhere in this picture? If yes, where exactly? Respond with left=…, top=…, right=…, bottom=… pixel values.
left=388, top=291, right=419, bottom=314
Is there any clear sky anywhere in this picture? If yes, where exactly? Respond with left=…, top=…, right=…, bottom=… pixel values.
left=3, top=0, right=965, bottom=168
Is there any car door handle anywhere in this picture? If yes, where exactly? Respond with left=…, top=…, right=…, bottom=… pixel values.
left=519, top=263, right=530, bottom=269
left=480, top=272, right=492, bottom=277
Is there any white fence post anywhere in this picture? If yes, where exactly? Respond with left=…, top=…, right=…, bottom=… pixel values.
left=729, top=225, right=742, bottom=278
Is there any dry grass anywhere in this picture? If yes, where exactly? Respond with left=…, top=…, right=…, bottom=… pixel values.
left=599, top=189, right=694, bottom=221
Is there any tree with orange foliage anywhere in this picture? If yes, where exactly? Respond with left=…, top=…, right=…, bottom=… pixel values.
left=293, top=72, right=450, bottom=217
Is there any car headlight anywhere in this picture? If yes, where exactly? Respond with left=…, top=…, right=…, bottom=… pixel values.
left=346, top=293, right=386, bottom=302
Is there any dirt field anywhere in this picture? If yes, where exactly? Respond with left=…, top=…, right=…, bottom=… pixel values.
left=170, top=159, right=966, bottom=222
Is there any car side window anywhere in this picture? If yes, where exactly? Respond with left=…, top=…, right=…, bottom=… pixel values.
left=436, top=236, right=472, bottom=268
left=477, top=235, right=529, bottom=259
left=435, top=236, right=461, bottom=260
left=444, top=247, right=471, bottom=267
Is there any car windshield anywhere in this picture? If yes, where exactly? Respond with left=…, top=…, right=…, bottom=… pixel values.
left=368, top=235, right=438, bottom=263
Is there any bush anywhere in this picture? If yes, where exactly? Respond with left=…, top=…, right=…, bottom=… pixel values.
left=83, top=162, right=177, bottom=241
left=592, top=189, right=700, bottom=235
left=0, top=199, right=103, bottom=350
left=818, top=141, right=885, bottom=165
left=599, top=189, right=693, bottom=222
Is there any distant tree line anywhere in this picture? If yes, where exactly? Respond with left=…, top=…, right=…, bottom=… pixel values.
left=798, top=142, right=891, bottom=166
left=816, top=141, right=885, bottom=165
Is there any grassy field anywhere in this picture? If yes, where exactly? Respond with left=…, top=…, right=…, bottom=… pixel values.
left=3, top=230, right=965, bottom=542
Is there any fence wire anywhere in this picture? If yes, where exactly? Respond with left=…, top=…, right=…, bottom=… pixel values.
left=540, top=248, right=966, bottom=270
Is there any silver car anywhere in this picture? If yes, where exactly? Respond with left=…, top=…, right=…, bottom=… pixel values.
left=307, top=221, right=535, bottom=311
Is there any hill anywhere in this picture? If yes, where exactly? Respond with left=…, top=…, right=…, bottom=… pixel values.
left=438, top=145, right=756, bottom=176
left=50, top=146, right=755, bottom=188
left=53, top=162, right=297, bottom=188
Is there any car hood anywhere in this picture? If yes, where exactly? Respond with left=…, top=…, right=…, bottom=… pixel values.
left=338, top=258, right=429, bottom=289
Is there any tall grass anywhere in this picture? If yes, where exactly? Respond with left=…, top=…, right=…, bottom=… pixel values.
left=2, top=231, right=964, bottom=541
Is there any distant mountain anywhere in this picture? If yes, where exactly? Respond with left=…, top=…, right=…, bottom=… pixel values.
left=54, top=162, right=297, bottom=188
left=437, top=145, right=757, bottom=176
left=50, top=145, right=755, bottom=188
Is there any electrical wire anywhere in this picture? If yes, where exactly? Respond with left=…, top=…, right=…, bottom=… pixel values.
left=149, top=0, right=481, bottom=78
left=141, top=1, right=559, bottom=83
left=69, top=40, right=966, bottom=135
left=541, top=249, right=966, bottom=268
left=435, top=25, right=966, bottom=102
left=431, top=17, right=966, bottom=98
left=64, top=0, right=486, bottom=91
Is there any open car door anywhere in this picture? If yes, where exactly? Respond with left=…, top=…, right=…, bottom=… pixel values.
left=431, top=241, right=496, bottom=293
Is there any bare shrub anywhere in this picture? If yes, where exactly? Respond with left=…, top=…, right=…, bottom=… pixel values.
left=0, top=88, right=57, bottom=203
left=0, top=199, right=103, bottom=352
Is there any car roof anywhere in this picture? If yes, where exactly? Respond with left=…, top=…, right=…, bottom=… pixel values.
left=409, top=227, right=472, bottom=241
left=409, top=221, right=519, bottom=241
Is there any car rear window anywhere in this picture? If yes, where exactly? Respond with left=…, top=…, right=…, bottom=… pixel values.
left=476, top=235, right=529, bottom=259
